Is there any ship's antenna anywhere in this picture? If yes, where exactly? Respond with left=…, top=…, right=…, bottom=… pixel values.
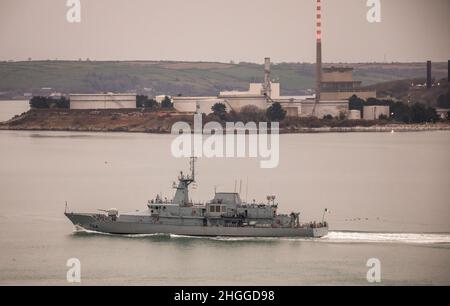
left=239, top=179, right=242, bottom=195
left=190, top=156, right=197, bottom=182
left=234, top=180, right=237, bottom=193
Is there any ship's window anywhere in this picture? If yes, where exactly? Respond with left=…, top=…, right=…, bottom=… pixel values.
left=221, top=206, right=226, bottom=212
left=209, top=206, right=215, bottom=213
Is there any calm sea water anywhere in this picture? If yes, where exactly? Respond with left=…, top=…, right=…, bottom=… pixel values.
left=0, top=100, right=29, bottom=122
left=0, top=102, right=449, bottom=285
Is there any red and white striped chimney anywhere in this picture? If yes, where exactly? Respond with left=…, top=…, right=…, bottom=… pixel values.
left=316, top=0, right=322, bottom=42
left=315, top=0, right=322, bottom=108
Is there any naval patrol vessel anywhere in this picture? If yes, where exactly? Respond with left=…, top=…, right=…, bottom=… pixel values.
left=65, top=158, right=328, bottom=238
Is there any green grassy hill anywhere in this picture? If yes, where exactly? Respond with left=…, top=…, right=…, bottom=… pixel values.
left=0, top=60, right=447, bottom=99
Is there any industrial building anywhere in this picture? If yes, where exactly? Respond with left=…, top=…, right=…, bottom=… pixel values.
left=172, top=58, right=359, bottom=118
left=320, top=67, right=376, bottom=100
left=347, top=110, right=362, bottom=120
left=173, top=0, right=375, bottom=119
left=70, top=93, right=137, bottom=110
left=436, top=108, right=450, bottom=120
left=155, top=95, right=170, bottom=103
left=363, top=106, right=390, bottom=121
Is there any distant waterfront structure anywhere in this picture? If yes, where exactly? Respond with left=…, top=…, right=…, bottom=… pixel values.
left=436, top=108, right=450, bottom=120
left=172, top=57, right=377, bottom=119
left=69, top=93, right=137, bottom=110
left=363, top=106, right=390, bottom=121
left=310, top=0, right=377, bottom=117
left=180, top=0, right=388, bottom=119
left=174, top=58, right=303, bottom=116
left=320, top=67, right=376, bottom=100
left=313, top=0, right=322, bottom=116
left=172, top=58, right=351, bottom=118
left=263, top=57, right=272, bottom=98
left=347, top=110, right=362, bottom=120
left=173, top=1, right=375, bottom=119
left=155, top=95, right=171, bottom=104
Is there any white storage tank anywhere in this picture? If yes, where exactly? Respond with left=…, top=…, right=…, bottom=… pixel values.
left=347, top=110, right=361, bottom=120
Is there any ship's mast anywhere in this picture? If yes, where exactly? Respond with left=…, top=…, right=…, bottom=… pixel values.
left=190, top=156, right=196, bottom=182
left=173, top=157, right=197, bottom=206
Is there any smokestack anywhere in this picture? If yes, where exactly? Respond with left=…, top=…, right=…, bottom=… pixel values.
left=427, top=60, right=432, bottom=89
left=315, top=0, right=322, bottom=110
left=264, top=57, right=272, bottom=98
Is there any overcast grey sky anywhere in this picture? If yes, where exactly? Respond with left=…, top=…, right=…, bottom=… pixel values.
left=0, top=0, right=448, bottom=63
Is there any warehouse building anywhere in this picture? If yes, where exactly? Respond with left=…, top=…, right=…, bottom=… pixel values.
left=363, top=106, right=390, bottom=120
left=70, top=93, right=137, bottom=110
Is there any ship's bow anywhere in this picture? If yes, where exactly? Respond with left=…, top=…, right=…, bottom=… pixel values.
left=64, top=212, right=97, bottom=230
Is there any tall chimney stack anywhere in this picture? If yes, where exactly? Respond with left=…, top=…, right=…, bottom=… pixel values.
left=427, top=60, right=432, bottom=89
left=264, top=57, right=272, bottom=98
left=314, top=0, right=322, bottom=114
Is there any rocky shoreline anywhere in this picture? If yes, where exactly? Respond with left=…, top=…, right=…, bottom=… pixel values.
left=1, top=109, right=449, bottom=134
left=281, top=124, right=450, bottom=134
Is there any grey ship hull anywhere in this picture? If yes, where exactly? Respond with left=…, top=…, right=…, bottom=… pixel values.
left=65, top=213, right=328, bottom=238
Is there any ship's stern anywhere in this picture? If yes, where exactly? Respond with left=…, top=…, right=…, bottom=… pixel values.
left=311, top=226, right=329, bottom=238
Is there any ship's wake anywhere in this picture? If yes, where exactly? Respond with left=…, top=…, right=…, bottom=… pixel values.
left=72, top=228, right=450, bottom=245
left=322, top=231, right=450, bottom=244
left=169, top=232, right=450, bottom=244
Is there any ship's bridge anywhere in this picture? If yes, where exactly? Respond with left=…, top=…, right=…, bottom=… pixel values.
left=207, top=193, right=242, bottom=216
left=211, top=193, right=242, bottom=207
